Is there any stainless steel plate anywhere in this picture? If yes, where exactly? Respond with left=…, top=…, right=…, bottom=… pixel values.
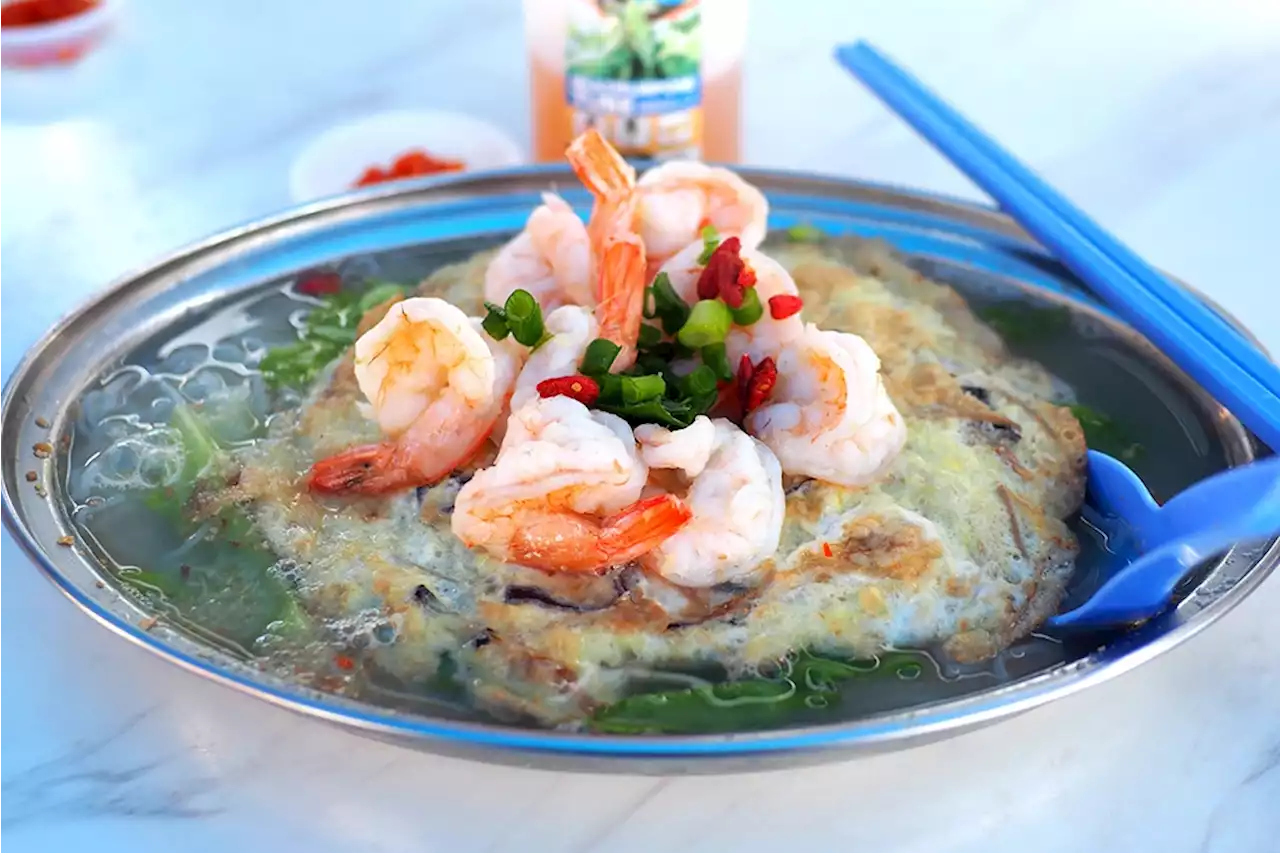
left=4, top=167, right=1276, bottom=774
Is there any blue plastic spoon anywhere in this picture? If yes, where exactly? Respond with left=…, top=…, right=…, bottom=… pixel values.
left=1047, top=450, right=1280, bottom=629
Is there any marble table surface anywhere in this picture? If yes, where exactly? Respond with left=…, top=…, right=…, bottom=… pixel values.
left=3, top=1, right=1279, bottom=850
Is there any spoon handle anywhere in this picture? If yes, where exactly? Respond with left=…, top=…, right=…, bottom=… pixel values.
left=1148, top=456, right=1280, bottom=550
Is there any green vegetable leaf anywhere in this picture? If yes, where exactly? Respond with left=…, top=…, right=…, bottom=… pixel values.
left=590, top=651, right=925, bottom=734
left=978, top=303, right=1071, bottom=345
left=1069, top=404, right=1144, bottom=461
left=131, top=404, right=311, bottom=647
left=785, top=222, right=827, bottom=244
left=260, top=282, right=408, bottom=389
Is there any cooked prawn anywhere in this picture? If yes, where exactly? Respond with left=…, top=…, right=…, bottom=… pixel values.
left=636, top=161, right=768, bottom=274
left=509, top=304, right=598, bottom=410
left=484, top=192, right=594, bottom=312
left=307, top=298, right=525, bottom=494
left=655, top=239, right=805, bottom=364
left=565, top=129, right=647, bottom=370
left=746, top=324, right=906, bottom=487
left=635, top=416, right=784, bottom=587
left=451, top=395, right=691, bottom=573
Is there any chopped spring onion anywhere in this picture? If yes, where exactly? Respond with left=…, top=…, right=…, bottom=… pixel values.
left=481, top=307, right=510, bottom=340
left=621, top=374, right=666, bottom=404
left=697, top=224, right=721, bottom=264
left=581, top=338, right=622, bottom=375
left=678, top=364, right=718, bottom=400
left=676, top=299, right=733, bottom=349
left=700, top=343, right=733, bottom=382
left=502, top=289, right=551, bottom=348
left=647, top=273, right=691, bottom=335
left=729, top=286, right=764, bottom=326
left=637, top=323, right=664, bottom=350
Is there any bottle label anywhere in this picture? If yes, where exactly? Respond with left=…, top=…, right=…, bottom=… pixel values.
left=564, top=0, right=704, bottom=160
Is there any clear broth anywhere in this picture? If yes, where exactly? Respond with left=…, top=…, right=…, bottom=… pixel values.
left=62, top=235, right=1231, bottom=730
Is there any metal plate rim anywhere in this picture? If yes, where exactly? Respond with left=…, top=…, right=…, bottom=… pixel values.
left=4, top=166, right=1277, bottom=768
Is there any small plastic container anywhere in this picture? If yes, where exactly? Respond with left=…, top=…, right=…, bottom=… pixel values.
left=289, top=110, right=525, bottom=204
left=1, top=0, right=117, bottom=69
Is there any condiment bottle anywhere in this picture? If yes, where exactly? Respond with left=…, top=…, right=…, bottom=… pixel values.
left=524, top=0, right=747, bottom=163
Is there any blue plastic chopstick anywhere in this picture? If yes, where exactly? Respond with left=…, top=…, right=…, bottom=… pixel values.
left=835, top=41, right=1280, bottom=452
left=836, top=42, right=1279, bottom=402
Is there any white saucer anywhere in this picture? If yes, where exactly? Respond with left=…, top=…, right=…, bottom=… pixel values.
left=289, top=110, right=526, bottom=204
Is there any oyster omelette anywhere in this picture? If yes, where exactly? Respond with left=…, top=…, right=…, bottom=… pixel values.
left=219, top=130, right=1086, bottom=729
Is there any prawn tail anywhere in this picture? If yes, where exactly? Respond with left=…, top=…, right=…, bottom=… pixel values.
left=596, top=238, right=647, bottom=368
left=306, top=443, right=417, bottom=495
left=507, top=495, right=691, bottom=574
left=600, top=494, right=693, bottom=564
left=566, top=129, right=636, bottom=200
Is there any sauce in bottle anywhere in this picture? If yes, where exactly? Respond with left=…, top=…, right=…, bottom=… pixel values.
left=525, top=0, right=747, bottom=163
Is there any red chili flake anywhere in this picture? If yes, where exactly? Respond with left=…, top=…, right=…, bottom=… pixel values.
left=352, top=149, right=465, bottom=188
left=334, top=654, right=355, bottom=671
left=744, top=356, right=778, bottom=414
left=2, top=0, right=99, bottom=28
left=822, top=542, right=834, bottom=558
left=296, top=270, right=342, bottom=297
left=537, top=375, right=600, bottom=406
left=355, top=166, right=389, bottom=187
left=768, top=294, right=804, bottom=320
left=696, top=236, right=753, bottom=307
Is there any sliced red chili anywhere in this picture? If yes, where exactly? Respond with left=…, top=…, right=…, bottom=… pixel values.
left=822, top=542, right=834, bottom=558
left=334, top=654, right=355, bottom=671
left=744, top=356, right=777, bottom=414
left=296, top=271, right=343, bottom=296
left=355, top=166, right=388, bottom=187
left=736, top=353, right=754, bottom=407
left=696, top=236, right=753, bottom=307
left=537, top=374, right=600, bottom=406
left=2, top=0, right=98, bottom=28
left=768, top=294, right=804, bottom=320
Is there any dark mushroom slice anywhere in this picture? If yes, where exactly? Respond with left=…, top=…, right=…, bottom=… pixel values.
left=619, top=567, right=766, bottom=628
left=502, top=566, right=626, bottom=612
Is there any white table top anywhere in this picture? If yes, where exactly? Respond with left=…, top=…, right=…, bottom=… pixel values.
left=3, top=1, right=1278, bottom=850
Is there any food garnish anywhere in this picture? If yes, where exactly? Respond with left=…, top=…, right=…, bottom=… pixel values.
left=260, top=279, right=407, bottom=389
left=589, top=651, right=923, bottom=734
left=537, top=375, right=601, bottom=406
left=979, top=303, right=1071, bottom=345
left=482, top=289, right=553, bottom=349
left=1070, top=404, right=1144, bottom=461
left=354, top=149, right=464, bottom=188
left=767, top=293, right=804, bottom=320
left=1, top=0, right=99, bottom=28
left=784, top=222, right=827, bottom=244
